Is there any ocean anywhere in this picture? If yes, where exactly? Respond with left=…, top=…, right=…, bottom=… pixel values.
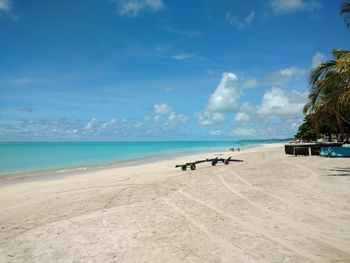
left=0, top=140, right=285, bottom=175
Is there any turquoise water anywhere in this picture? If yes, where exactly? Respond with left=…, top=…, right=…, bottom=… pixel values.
left=0, top=140, right=284, bottom=174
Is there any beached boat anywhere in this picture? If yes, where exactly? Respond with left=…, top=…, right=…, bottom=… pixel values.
left=320, top=146, right=350, bottom=157
left=284, top=143, right=343, bottom=156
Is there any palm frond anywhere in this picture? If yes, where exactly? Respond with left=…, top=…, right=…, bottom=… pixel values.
left=307, top=49, right=350, bottom=131
left=340, top=1, right=350, bottom=28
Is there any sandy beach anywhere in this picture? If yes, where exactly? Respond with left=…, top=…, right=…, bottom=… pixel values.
left=1, top=143, right=350, bottom=262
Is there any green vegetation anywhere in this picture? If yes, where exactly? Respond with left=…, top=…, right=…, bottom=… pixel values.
left=296, top=2, right=350, bottom=141
left=295, top=115, right=337, bottom=142
left=340, top=0, right=350, bottom=28
left=295, top=116, right=317, bottom=141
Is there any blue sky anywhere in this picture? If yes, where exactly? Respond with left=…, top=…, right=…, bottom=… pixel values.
left=0, top=0, right=349, bottom=141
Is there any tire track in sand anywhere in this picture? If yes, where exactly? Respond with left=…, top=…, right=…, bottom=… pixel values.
left=177, top=189, right=319, bottom=262
left=214, top=170, right=350, bottom=256
left=223, top=167, right=341, bottom=228
left=282, top=160, right=350, bottom=218
left=162, top=198, right=258, bottom=263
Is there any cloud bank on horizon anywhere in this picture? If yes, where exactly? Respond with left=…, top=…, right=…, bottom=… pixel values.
left=0, top=0, right=348, bottom=141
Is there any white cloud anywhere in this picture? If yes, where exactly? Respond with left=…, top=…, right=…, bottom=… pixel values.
left=171, top=53, right=193, bottom=61
left=311, top=52, right=326, bottom=68
left=244, top=12, right=256, bottom=25
left=152, top=103, right=187, bottom=126
left=270, top=0, right=320, bottom=14
left=0, top=0, right=11, bottom=12
left=166, top=112, right=187, bottom=126
left=280, top=67, right=303, bottom=76
left=0, top=118, right=87, bottom=139
left=226, top=11, right=256, bottom=29
left=19, top=106, right=36, bottom=113
left=231, top=128, right=255, bottom=137
left=161, top=26, right=201, bottom=38
left=155, top=45, right=171, bottom=53
left=200, top=73, right=257, bottom=123
left=144, top=0, right=163, bottom=11
left=133, top=121, right=144, bottom=128
left=207, top=72, right=242, bottom=112
left=154, top=115, right=162, bottom=122
left=84, top=118, right=97, bottom=130
left=164, top=85, right=175, bottom=92
left=241, top=102, right=255, bottom=112
left=153, top=103, right=172, bottom=114
left=101, top=118, right=117, bottom=129
left=235, top=112, right=250, bottom=123
left=0, top=0, right=18, bottom=20
left=264, top=66, right=306, bottom=87
left=241, top=78, right=259, bottom=89
left=113, top=0, right=164, bottom=17
left=209, top=130, right=221, bottom=136
left=197, top=111, right=224, bottom=126
left=256, top=87, right=307, bottom=117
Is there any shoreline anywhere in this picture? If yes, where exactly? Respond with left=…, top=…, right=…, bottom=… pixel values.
left=0, top=143, right=269, bottom=184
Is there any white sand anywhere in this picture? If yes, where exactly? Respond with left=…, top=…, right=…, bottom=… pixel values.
left=1, top=144, right=350, bottom=262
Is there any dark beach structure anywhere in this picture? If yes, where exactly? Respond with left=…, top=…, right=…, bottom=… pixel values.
left=284, top=143, right=344, bottom=156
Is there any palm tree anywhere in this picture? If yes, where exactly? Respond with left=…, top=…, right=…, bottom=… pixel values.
left=340, top=1, right=350, bottom=28
left=304, top=49, right=350, bottom=135
left=300, top=3, right=350, bottom=140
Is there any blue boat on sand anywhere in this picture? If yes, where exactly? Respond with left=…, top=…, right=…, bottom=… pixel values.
left=320, top=146, right=350, bottom=157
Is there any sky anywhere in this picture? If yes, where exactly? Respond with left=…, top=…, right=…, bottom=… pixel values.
left=0, top=0, right=349, bottom=141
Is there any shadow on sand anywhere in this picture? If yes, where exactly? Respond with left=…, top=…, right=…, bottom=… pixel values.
left=327, top=167, right=350, bottom=176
